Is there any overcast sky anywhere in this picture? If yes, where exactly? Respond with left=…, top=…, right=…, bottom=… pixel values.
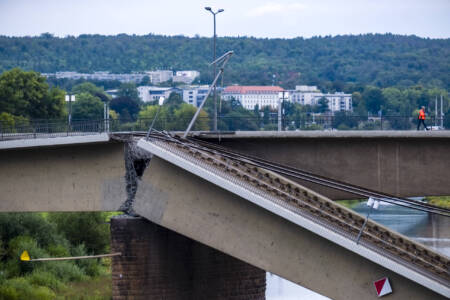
left=0, top=0, right=449, bottom=38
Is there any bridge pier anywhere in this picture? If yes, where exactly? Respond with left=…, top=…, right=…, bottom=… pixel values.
left=110, top=216, right=266, bottom=299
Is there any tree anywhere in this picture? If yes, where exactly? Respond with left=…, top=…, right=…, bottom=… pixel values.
left=0, top=68, right=65, bottom=119
left=173, top=103, right=209, bottom=131
left=363, top=86, right=386, bottom=114
left=71, top=92, right=104, bottom=120
left=165, top=92, right=183, bottom=107
left=118, top=82, right=139, bottom=101
left=317, top=97, right=329, bottom=113
left=72, top=82, right=104, bottom=96
left=48, top=212, right=110, bottom=254
left=72, top=82, right=110, bottom=104
left=332, top=111, right=359, bottom=129
left=140, top=76, right=150, bottom=86
left=110, top=96, right=141, bottom=121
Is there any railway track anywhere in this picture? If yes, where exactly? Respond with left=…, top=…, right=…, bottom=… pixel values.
left=137, top=131, right=450, bottom=288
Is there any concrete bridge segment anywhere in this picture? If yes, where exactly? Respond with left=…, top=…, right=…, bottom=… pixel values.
left=135, top=138, right=449, bottom=300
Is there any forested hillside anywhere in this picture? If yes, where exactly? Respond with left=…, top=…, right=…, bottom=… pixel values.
left=0, top=33, right=448, bottom=89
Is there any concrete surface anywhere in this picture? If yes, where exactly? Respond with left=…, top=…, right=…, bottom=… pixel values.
left=0, top=133, right=109, bottom=149
left=134, top=156, right=445, bottom=300
left=0, top=141, right=126, bottom=212
left=193, top=130, right=450, bottom=139
left=195, top=131, right=450, bottom=199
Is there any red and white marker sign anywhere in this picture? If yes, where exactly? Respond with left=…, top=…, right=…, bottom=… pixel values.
left=374, top=277, right=392, bottom=297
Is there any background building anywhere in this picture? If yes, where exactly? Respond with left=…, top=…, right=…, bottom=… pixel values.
left=182, top=85, right=210, bottom=107
left=222, top=86, right=285, bottom=110
left=138, top=86, right=176, bottom=102
left=173, top=70, right=200, bottom=84
left=145, top=70, right=173, bottom=84
left=289, top=85, right=352, bottom=112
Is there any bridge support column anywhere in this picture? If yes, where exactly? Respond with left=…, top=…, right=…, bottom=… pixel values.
left=110, top=216, right=266, bottom=300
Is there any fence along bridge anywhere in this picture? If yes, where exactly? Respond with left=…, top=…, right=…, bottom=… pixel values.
left=135, top=132, right=449, bottom=299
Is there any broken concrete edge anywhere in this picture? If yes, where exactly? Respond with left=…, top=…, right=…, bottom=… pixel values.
left=0, top=133, right=110, bottom=150
left=118, top=137, right=152, bottom=215
left=136, top=138, right=450, bottom=298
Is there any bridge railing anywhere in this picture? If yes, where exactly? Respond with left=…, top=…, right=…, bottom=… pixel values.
left=1, top=115, right=448, bottom=141
left=0, top=119, right=107, bottom=141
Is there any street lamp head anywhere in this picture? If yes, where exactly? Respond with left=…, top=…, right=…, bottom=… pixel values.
left=218, top=9, right=224, bottom=13
left=205, top=7, right=212, bottom=11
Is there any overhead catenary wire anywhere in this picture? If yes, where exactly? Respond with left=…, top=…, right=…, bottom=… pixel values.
left=138, top=131, right=450, bottom=287
left=188, top=137, right=450, bottom=214
left=141, top=131, right=450, bottom=217
left=138, top=130, right=450, bottom=217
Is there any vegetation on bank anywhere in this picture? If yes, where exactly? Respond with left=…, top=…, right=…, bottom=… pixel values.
left=0, top=34, right=448, bottom=90
left=1, top=69, right=449, bottom=133
left=0, top=212, right=118, bottom=300
left=426, top=196, right=450, bottom=209
left=337, top=196, right=450, bottom=210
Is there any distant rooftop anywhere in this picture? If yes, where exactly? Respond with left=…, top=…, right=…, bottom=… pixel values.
left=223, top=85, right=284, bottom=94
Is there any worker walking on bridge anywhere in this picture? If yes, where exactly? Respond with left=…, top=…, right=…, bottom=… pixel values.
left=417, top=106, right=429, bottom=131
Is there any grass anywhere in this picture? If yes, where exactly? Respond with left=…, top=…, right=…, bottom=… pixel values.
left=335, top=199, right=364, bottom=209
left=58, top=274, right=112, bottom=300
left=426, top=196, right=450, bottom=208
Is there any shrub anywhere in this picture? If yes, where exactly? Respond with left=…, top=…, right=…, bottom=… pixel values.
left=40, top=261, right=86, bottom=282
left=49, top=213, right=110, bottom=254
left=0, top=213, right=63, bottom=248
left=70, top=243, right=101, bottom=276
left=47, top=244, right=70, bottom=258
left=7, top=236, right=48, bottom=276
left=27, top=270, right=66, bottom=291
left=0, top=277, right=55, bottom=300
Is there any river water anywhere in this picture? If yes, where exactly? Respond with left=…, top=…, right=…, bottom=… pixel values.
left=266, top=200, right=449, bottom=299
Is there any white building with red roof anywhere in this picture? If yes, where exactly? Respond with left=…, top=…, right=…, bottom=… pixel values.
left=222, top=86, right=285, bottom=110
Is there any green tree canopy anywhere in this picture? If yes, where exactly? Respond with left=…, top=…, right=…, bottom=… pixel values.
left=317, top=97, right=330, bottom=113
left=118, top=82, right=139, bottom=101
left=0, top=68, right=65, bottom=120
left=72, top=82, right=110, bottom=103
left=71, top=92, right=104, bottom=120
left=110, top=96, right=141, bottom=121
left=363, top=86, right=386, bottom=114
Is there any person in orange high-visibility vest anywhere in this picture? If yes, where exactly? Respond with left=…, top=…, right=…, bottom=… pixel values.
left=417, top=106, right=429, bottom=130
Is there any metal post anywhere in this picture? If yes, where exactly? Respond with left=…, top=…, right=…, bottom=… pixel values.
left=213, top=14, right=217, bottom=132
left=380, top=111, right=383, bottom=130
left=107, top=102, right=110, bottom=132
left=184, top=51, right=233, bottom=139
left=205, top=7, right=224, bottom=132
left=146, top=105, right=162, bottom=140
left=278, top=97, right=282, bottom=131
left=68, top=94, right=72, bottom=136
left=435, top=96, right=438, bottom=127
left=441, top=95, right=444, bottom=128
left=104, top=103, right=107, bottom=132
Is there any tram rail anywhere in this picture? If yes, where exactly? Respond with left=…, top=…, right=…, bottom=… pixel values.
left=136, top=131, right=450, bottom=290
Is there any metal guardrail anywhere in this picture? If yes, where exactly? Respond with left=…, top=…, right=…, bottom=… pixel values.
left=0, top=115, right=448, bottom=141
left=0, top=120, right=108, bottom=141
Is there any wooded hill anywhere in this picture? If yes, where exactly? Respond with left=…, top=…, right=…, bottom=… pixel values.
left=0, top=33, right=448, bottom=89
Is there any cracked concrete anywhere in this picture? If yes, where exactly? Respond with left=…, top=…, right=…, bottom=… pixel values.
left=119, top=140, right=152, bottom=215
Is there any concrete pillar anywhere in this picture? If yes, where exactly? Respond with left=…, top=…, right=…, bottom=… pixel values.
left=192, top=242, right=266, bottom=300
left=110, top=216, right=266, bottom=300
left=110, top=216, right=192, bottom=299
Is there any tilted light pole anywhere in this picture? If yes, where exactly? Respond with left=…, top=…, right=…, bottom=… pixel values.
left=184, top=51, right=233, bottom=138
left=205, top=6, right=224, bottom=132
left=146, top=96, right=165, bottom=140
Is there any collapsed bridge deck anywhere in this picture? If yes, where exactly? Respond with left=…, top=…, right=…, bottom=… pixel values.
left=137, top=133, right=449, bottom=299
